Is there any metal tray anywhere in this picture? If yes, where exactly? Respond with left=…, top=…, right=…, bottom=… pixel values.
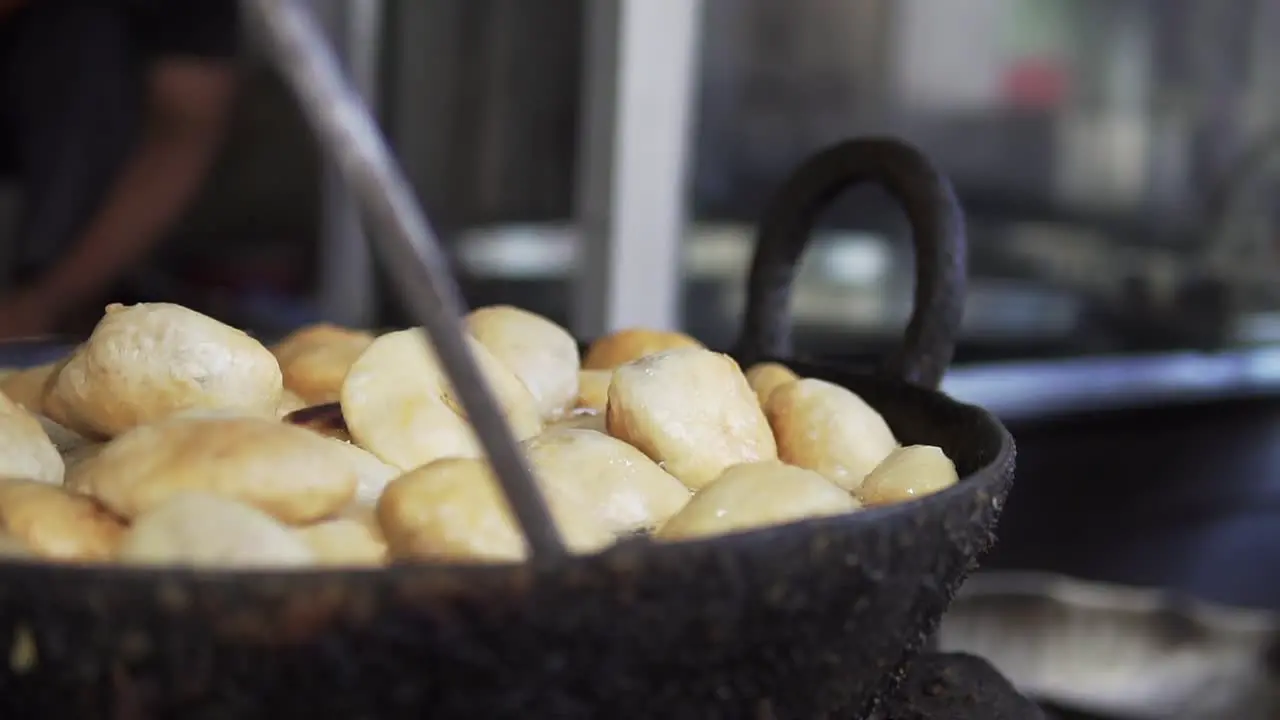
left=937, top=572, right=1280, bottom=719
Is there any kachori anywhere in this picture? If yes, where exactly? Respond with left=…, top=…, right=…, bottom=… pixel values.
left=67, top=416, right=358, bottom=523
left=271, top=323, right=375, bottom=405
left=745, top=362, right=799, bottom=406
left=523, top=427, right=690, bottom=534
left=0, top=301, right=963, bottom=569
left=765, top=378, right=899, bottom=492
left=0, top=478, right=124, bottom=561
left=294, top=516, right=388, bottom=566
left=658, top=461, right=859, bottom=541
left=378, top=457, right=614, bottom=563
left=0, top=360, right=60, bottom=414
left=340, top=329, right=542, bottom=471
left=50, top=303, right=283, bottom=437
left=607, top=348, right=777, bottom=490
left=0, top=390, right=64, bottom=485
left=582, top=328, right=702, bottom=370
left=575, top=370, right=612, bottom=412
left=858, top=445, right=959, bottom=507
left=467, top=305, right=579, bottom=420
left=119, top=493, right=315, bottom=567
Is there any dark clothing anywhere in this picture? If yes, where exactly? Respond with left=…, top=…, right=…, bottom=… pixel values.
left=0, top=0, right=237, bottom=281
left=125, top=0, right=240, bottom=61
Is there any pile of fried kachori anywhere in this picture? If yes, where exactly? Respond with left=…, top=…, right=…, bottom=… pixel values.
left=0, top=302, right=959, bottom=567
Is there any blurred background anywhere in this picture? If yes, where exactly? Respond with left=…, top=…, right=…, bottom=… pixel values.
left=3, top=0, right=1280, bottom=717
left=6, top=0, right=1279, bottom=353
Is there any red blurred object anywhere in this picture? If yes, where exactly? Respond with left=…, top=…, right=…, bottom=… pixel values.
left=0, top=0, right=28, bottom=19
left=175, top=244, right=311, bottom=294
left=1003, top=59, right=1068, bottom=110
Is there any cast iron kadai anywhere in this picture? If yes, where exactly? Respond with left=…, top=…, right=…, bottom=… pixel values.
left=0, top=3, right=1016, bottom=718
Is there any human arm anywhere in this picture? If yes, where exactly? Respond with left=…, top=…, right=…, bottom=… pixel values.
left=18, top=59, right=236, bottom=318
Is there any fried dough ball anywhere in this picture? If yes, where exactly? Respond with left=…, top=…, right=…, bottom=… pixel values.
left=276, top=389, right=309, bottom=418
left=546, top=410, right=607, bottom=434
left=0, top=360, right=61, bottom=413
left=467, top=305, right=579, bottom=420
left=338, top=502, right=383, bottom=533
left=764, top=378, right=898, bottom=492
left=575, top=370, right=612, bottom=412
left=119, top=493, right=315, bottom=568
left=50, top=303, right=283, bottom=437
left=341, top=329, right=543, bottom=472
left=745, top=362, right=799, bottom=406
left=11, top=356, right=88, bottom=449
left=523, top=428, right=690, bottom=534
left=168, top=407, right=264, bottom=421
left=0, top=478, right=124, bottom=561
left=582, top=328, right=702, bottom=370
left=0, top=532, right=32, bottom=558
left=323, top=438, right=399, bottom=507
left=378, top=457, right=614, bottom=563
left=67, top=416, right=358, bottom=524
left=0, top=391, right=64, bottom=485
left=658, top=461, right=859, bottom=541
left=857, top=445, right=959, bottom=506
left=607, top=348, right=776, bottom=490
left=39, top=356, right=81, bottom=433
left=62, top=443, right=104, bottom=473
left=294, top=517, right=388, bottom=566
left=35, top=414, right=90, bottom=455
left=271, top=324, right=374, bottom=405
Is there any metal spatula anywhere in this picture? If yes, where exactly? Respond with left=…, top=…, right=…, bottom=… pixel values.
left=242, top=0, right=565, bottom=560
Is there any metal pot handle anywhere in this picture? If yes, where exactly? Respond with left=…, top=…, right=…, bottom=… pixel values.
left=734, top=137, right=967, bottom=390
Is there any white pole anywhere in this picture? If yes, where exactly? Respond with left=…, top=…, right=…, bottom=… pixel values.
left=573, top=0, right=704, bottom=336
left=316, top=0, right=381, bottom=327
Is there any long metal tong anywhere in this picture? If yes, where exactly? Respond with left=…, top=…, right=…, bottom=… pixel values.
left=243, top=0, right=566, bottom=560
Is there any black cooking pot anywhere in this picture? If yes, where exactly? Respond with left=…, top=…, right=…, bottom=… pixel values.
left=0, top=139, right=1014, bottom=719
